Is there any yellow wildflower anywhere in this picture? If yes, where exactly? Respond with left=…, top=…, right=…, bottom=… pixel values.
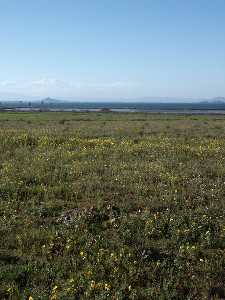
left=90, top=280, right=96, bottom=289
left=105, top=283, right=111, bottom=291
left=52, top=285, right=58, bottom=291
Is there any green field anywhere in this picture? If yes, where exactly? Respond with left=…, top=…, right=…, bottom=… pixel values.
left=1, top=112, right=225, bottom=299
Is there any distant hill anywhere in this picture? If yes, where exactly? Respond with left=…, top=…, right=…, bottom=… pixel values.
left=200, top=97, right=225, bottom=104
left=212, top=97, right=225, bottom=102
left=1, top=96, right=225, bottom=104
left=40, top=97, right=66, bottom=104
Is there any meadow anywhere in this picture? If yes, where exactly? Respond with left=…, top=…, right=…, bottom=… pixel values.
left=0, top=112, right=225, bottom=299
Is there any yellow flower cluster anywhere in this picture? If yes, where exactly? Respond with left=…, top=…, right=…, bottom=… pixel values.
left=90, top=280, right=111, bottom=291
left=50, top=285, right=58, bottom=300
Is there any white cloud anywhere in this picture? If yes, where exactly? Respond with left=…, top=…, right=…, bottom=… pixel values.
left=0, top=80, right=17, bottom=87
left=0, top=78, right=142, bottom=98
left=28, top=79, right=137, bottom=89
left=30, top=78, right=72, bottom=88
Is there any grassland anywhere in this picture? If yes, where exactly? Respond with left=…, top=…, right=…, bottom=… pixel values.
left=0, top=112, right=225, bottom=299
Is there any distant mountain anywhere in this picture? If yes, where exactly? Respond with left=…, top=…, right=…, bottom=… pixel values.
left=1, top=95, right=225, bottom=104
left=212, top=97, right=225, bottom=102
left=40, top=97, right=66, bottom=103
left=200, top=97, right=225, bottom=104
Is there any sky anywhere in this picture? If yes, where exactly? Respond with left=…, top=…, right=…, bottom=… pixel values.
left=0, top=0, right=225, bottom=100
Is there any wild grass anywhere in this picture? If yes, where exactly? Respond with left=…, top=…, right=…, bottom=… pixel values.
left=0, top=112, right=225, bottom=299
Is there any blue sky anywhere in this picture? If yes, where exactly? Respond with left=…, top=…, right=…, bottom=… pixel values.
left=0, top=0, right=225, bottom=100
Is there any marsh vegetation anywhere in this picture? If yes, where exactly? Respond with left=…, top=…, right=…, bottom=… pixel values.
left=0, top=112, right=225, bottom=299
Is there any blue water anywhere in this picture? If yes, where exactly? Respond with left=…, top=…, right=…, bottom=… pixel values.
left=2, top=101, right=225, bottom=114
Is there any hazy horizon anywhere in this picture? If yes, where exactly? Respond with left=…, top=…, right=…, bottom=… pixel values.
left=1, top=95, right=225, bottom=103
